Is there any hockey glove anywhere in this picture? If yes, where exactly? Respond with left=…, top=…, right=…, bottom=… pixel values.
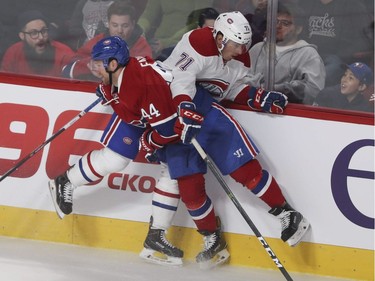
left=96, top=83, right=118, bottom=105
left=248, top=88, right=288, bottom=114
left=139, top=128, right=162, bottom=163
left=174, top=101, right=204, bottom=144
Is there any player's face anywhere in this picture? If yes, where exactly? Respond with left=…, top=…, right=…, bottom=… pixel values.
left=341, top=69, right=364, bottom=96
left=108, top=15, right=135, bottom=41
left=221, top=40, right=247, bottom=61
left=90, top=60, right=110, bottom=83
left=19, top=20, right=49, bottom=54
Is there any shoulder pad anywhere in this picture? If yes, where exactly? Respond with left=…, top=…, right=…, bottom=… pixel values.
left=188, top=27, right=219, bottom=57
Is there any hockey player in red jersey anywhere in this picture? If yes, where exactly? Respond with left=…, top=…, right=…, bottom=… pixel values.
left=48, top=36, right=185, bottom=266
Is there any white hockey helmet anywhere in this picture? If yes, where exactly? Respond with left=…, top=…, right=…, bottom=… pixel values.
left=213, top=11, right=252, bottom=51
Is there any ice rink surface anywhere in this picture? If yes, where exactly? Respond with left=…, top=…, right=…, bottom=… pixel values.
left=0, top=236, right=354, bottom=281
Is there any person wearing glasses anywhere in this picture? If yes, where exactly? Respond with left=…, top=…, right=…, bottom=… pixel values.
left=1, top=10, right=75, bottom=77
left=247, top=2, right=326, bottom=105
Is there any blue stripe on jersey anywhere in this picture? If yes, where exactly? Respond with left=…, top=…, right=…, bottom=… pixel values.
left=152, top=200, right=178, bottom=211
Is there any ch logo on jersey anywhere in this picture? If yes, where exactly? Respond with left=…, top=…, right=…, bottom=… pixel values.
left=233, top=148, right=244, bottom=158
left=198, top=79, right=229, bottom=98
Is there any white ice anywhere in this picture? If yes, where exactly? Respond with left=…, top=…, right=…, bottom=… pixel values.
left=0, top=236, right=354, bottom=281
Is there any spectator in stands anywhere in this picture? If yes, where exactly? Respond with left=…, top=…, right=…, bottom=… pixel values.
left=138, top=0, right=224, bottom=58
left=314, top=62, right=374, bottom=112
left=67, top=0, right=114, bottom=50
left=300, top=0, right=373, bottom=87
left=244, top=0, right=268, bottom=48
left=195, top=7, right=220, bottom=28
left=155, top=7, right=219, bottom=62
left=1, top=10, right=75, bottom=77
left=0, top=0, right=77, bottom=63
left=243, top=0, right=299, bottom=48
left=247, top=2, right=326, bottom=104
left=62, top=1, right=152, bottom=81
left=67, top=0, right=148, bottom=50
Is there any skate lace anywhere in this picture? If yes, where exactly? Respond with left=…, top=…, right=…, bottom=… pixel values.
left=203, top=233, right=218, bottom=251
left=160, top=231, right=176, bottom=249
left=279, top=210, right=292, bottom=231
left=63, top=182, right=73, bottom=203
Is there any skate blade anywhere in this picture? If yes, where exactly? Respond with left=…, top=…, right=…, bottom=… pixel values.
left=198, top=249, right=230, bottom=270
left=139, top=248, right=183, bottom=266
left=288, top=217, right=310, bottom=247
left=48, top=181, right=65, bottom=220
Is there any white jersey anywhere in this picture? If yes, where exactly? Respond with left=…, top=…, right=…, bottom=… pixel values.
left=161, top=27, right=251, bottom=103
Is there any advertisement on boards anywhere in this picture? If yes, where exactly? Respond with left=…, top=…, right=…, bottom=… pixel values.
left=0, top=82, right=373, bottom=251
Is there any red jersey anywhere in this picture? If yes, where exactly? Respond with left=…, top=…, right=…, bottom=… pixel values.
left=111, top=56, right=178, bottom=144
left=1, top=41, right=75, bottom=77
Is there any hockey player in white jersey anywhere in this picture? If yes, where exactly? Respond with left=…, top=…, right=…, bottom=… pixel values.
left=139, top=11, right=310, bottom=268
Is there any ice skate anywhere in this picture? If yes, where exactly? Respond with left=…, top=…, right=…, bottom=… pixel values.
left=48, top=171, right=75, bottom=219
left=269, top=204, right=310, bottom=247
left=140, top=217, right=183, bottom=266
left=196, top=217, right=230, bottom=270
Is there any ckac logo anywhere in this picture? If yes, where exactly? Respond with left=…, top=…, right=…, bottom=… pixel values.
left=331, top=139, right=375, bottom=229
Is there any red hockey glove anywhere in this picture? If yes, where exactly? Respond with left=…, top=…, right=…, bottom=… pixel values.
left=248, top=88, right=288, bottom=114
left=174, top=101, right=204, bottom=144
left=139, top=128, right=163, bottom=163
left=96, top=83, right=118, bottom=105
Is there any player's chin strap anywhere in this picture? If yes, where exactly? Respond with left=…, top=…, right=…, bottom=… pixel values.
left=103, top=63, right=123, bottom=105
left=106, top=62, right=122, bottom=86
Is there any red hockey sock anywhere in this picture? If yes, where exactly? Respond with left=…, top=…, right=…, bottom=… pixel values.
left=178, top=174, right=217, bottom=232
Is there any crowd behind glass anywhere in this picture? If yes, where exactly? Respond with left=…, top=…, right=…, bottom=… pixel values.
left=0, top=0, right=373, bottom=113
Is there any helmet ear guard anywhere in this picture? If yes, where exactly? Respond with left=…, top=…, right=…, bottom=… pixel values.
left=213, top=11, right=252, bottom=52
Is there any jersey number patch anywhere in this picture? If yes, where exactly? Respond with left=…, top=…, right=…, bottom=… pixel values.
left=141, top=103, right=161, bottom=120
left=176, top=52, right=195, bottom=71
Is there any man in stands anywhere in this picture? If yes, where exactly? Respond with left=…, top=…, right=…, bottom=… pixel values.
left=1, top=10, right=75, bottom=77
left=62, top=1, right=152, bottom=81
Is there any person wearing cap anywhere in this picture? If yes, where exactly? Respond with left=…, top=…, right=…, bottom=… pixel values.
left=314, top=62, right=374, bottom=112
left=0, top=10, right=75, bottom=77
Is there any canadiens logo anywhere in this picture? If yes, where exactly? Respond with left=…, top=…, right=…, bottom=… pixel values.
left=103, top=39, right=112, bottom=45
left=123, top=137, right=133, bottom=145
left=198, top=79, right=229, bottom=98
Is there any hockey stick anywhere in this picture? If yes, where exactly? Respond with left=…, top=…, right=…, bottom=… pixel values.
left=0, top=97, right=103, bottom=183
left=191, top=138, right=294, bottom=281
